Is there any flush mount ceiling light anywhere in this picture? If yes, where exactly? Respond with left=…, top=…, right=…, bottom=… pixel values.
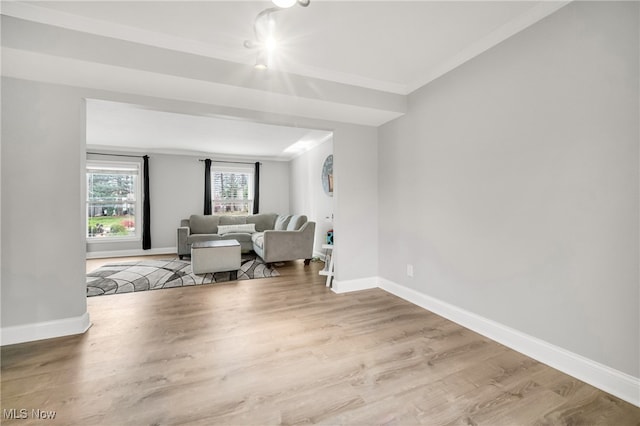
left=254, top=50, right=268, bottom=70
left=272, top=0, right=296, bottom=7
left=272, top=0, right=310, bottom=8
left=245, top=1, right=310, bottom=70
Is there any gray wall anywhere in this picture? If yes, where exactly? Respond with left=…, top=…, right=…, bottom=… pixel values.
left=378, top=1, right=639, bottom=377
left=152, top=155, right=290, bottom=248
left=259, top=160, right=291, bottom=217
left=86, top=152, right=290, bottom=253
left=289, top=138, right=334, bottom=257
left=1, top=76, right=377, bottom=331
left=334, top=125, right=379, bottom=281
left=1, top=78, right=87, bottom=327
left=149, top=154, right=202, bottom=249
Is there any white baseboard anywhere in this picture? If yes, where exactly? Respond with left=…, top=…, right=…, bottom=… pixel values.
left=313, top=250, right=327, bottom=261
left=86, top=246, right=177, bottom=259
left=1, top=312, right=92, bottom=346
left=331, top=276, right=378, bottom=294
left=378, top=278, right=640, bottom=408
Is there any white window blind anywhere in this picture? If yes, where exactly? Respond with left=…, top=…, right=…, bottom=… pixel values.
left=212, top=165, right=254, bottom=215
left=86, top=160, right=141, bottom=239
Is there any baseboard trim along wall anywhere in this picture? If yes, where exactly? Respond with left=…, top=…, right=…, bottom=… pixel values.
left=377, top=278, right=640, bottom=408
left=331, top=277, right=378, bottom=294
left=313, top=250, right=328, bottom=262
left=1, top=312, right=91, bottom=346
left=86, top=246, right=177, bottom=259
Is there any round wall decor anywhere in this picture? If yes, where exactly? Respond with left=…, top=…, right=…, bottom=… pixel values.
left=322, top=154, right=333, bottom=196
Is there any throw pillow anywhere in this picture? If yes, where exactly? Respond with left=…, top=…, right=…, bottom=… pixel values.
left=286, top=215, right=307, bottom=231
left=274, top=215, right=291, bottom=230
left=217, top=223, right=256, bottom=235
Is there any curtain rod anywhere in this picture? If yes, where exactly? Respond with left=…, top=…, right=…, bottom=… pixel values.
left=199, top=159, right=261, bottom=165
left=87, top=153, right=257, bottom=164
left=87, top=152, right=146, bottom=159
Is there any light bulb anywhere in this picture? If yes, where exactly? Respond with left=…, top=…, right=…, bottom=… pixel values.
left=265, top=36, right=277, bottom=52
left=272, top=0, right=297, bottom=8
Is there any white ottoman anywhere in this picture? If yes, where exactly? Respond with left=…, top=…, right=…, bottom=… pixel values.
left=191, top=240, right=241, bottom=279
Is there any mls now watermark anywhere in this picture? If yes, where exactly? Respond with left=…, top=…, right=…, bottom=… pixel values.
left=3, top=408, right=57, bottom=420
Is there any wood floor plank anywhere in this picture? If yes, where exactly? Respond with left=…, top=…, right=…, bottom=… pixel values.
left=2, top=256, right=639, bottom=425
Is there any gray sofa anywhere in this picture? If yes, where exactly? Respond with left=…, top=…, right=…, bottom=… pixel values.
left=177, top=213, right=315, bottom=264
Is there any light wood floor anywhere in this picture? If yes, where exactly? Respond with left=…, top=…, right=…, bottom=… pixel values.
left=2, top=256, right=639, bottom=425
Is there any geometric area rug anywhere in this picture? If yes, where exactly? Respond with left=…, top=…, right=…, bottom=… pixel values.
left=86, top=253, right=279, bottom=297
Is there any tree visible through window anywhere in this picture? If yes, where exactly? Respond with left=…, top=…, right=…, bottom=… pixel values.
left=212, top=167, right=254, bottom=215
left=87, top=161, right=140, bottom=239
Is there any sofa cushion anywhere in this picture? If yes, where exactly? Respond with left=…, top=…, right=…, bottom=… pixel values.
left=219, top=216, right=247, bottom=225
left=189, top=215, right=220, bottom=234
left=247, top=213, right=278, bottom=232
left=217, top=223, right=256, bottom=235
left=187, top=233, right=221, bottom=244
left=221, top=233, right=253, bottom=243
left=251, top=232, right=265, bottom=249
left=287, top=215, right=307, bottom=231
left=275, top=215, right=291, bottom=230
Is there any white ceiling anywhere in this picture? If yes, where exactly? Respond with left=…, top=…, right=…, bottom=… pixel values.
left=20, top=0, right=567, bottom=94
left=86, top=99, right=333, bottom=160
left=3, top=1, right=569, bottom=158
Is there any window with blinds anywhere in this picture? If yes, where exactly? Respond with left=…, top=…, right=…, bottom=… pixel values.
left=212, top=166, right=254, bottom=215
left=86, top=160, right=141, bottom=239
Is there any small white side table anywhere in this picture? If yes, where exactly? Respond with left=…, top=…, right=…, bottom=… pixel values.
left=319, top=244, right=334, bottom=287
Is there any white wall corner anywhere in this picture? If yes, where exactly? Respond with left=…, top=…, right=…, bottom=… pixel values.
left=377, top=278, right=640, bottom=408
left=331, top=276, right=379, bottom=294
left=1, top=312, right=92, bottom=346
left=313, top=250, right=327, bottom=261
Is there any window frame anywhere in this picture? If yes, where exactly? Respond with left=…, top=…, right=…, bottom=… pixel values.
left=211, top=164, right=255, bottom=216
left=86, top=159, right=142, bottom=243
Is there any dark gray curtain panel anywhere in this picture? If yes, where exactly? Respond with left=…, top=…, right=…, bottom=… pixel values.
left=204, top=159, right=212, bottom=215
left=253, top=162, right=260, bottom=214
left=142, top=155, right=151, bottom=250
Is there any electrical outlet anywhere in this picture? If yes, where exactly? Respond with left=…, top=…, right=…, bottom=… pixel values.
left=407, top=264, right=414, bottom=278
